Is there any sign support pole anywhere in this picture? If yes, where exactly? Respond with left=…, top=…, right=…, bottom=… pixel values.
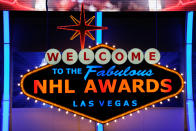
left=95, top=11, right=104, bottom=131
left=185, top=11, right=195, bottom=131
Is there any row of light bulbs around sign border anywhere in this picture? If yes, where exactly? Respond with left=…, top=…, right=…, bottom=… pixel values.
left=17, top=43, right=185, bottom=126
left=88, top=42, right=116, bottom=48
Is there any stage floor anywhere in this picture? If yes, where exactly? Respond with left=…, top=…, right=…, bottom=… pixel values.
left=10, top=107, right=184, bottom=131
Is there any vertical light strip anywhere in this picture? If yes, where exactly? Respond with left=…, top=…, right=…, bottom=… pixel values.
left=96, top=12, right=102, bottom=44
left=2, top=101, right=10, bottom=131
left=95, top=11, right=104, bottom=131
left=186, top=11, right=195, bottom=131
left=186, top=43, right=193, bottom=100
left=96, top=123, right=103, bottom=131
left=186, top=12, right=194, bottom=44
left=2, top=10, right=10, bottom=131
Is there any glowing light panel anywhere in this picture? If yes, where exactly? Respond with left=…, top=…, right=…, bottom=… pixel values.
left=96, top=12, right=102, bottom=44
left=186, top=11, right=195, bottom=131
left=2, top=10, right=10, bottom=131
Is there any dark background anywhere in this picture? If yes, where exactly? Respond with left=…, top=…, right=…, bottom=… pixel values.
left=103, top=12, right=185, bottom=52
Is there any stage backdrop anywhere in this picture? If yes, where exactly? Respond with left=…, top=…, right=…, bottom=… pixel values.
left=9, top=11, right=186, bottom=109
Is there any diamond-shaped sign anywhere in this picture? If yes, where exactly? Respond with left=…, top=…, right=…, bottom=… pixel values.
left=20, top=44, right=184, bottom=123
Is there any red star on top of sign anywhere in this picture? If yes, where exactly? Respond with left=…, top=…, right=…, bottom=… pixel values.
left=57, top=3, right=108, bottom=49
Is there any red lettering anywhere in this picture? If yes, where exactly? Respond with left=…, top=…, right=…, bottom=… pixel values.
left=115, top=52, right=123, bottom=61
left=98, top=79, right=117, bottom=93
left=47, top=53, right=59, bottom=61
left=132, top=52, right=140, bottom=61
left=67, top=52, right=73, bottom=61
left=84, top=52, right=90, bottom=60
left=161, top=79, right=172, bottom=93
left=99, top=52, right=106, bottom=61
left=149, top=52, right=156, bottom=60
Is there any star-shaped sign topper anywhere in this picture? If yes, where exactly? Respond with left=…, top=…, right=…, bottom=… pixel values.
left=57, top=3, right=108, bottom=49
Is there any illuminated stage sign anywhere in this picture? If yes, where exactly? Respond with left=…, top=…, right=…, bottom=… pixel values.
left=20, top=44, right=184, bottom=123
